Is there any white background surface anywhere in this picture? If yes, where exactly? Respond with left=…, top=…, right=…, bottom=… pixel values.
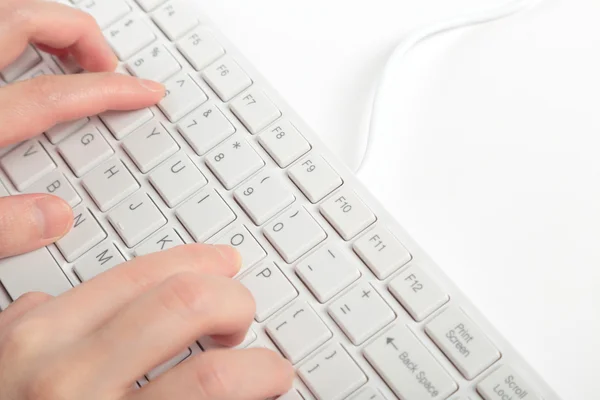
left=200, top=0, right=599, bottom=398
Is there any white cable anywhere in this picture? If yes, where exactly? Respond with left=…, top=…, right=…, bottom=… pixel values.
left=355, top=0, right=541, bottom=173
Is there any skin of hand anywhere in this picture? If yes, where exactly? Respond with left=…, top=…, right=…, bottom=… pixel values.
left=0, top=1, right=295, bottom=399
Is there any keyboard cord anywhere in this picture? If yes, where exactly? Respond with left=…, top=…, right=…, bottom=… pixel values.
left=354, top=0, right=542, bottom=173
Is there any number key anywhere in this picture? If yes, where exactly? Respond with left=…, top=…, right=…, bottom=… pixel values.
left=177, top=103, right=235, bottom=155
left=288, top=155, right=342, bottom=203
left=127, top=45, right=181, bottom=82
left=158, top=72, right=208, bottom=122
left=205, top=135, right=264, bottom=190
left=234, top=173, right=295, bottom=225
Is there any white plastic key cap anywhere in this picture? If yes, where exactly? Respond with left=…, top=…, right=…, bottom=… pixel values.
left=234, top=173, right=295, bottom=225
left=202, top=56, right=252, bottom=101
left=350, top=387, right=387, bottom=400
left=288, top=155, right=343, bottom=203
left=82, top=158, right=139, bottom=212
left=389, top=265, right=449, bottom=322
left=296, top=244, right=361, bottom=303
left=320, top=190, right=376, bottom=241
left=425, top=307, right=501, bottom=380
left=100, top=108, right=154, bottom=140
left=56, top=207, right=107, bottom=262
left=0, top=248, right=72, bottom=299
left=177, top=28, right=225, bottom=71
left=240, top=263, right=297, bottom=322
left=205, top=135, right=264, bottom=190
left=45, top=117, right=90, bottom=144
left=354, top=227, right=412, bottom=280
left=152, top=0, right=199, bottom=40
left=212, top=225, right=266, bottom=273
left=363, top=324, right=458, bottom=400
left=74, top=243, right=126, bottom=281
left=0, top=181, right=9, bottom=197
left=134, top=228, right=185, bottom=256
left=123, top=120, right=179, bottom=173
left=263, top=207, right=327, bottom=263
left=80, top=0, right=131, bottom=29
left=277, top=390, right=304, bottom=400
left=149, top=152, right=207, bottom=207
left=25, top=171, right=81, bottom=207
left=105, top=17, right=156, bottom=60
left=146, top=348, right=192, bottom=380
left=177, top=104, right=235, bottom=155
left=477, top=365, right=541, bottom=400
left=176, top=189, right=236, bottom=242
left=328, top=283, right=395, bottom=345
left=58, top=124, right=114, bottom=177
left=158, top=72, right=208, bottom=122
left=108, top=192, right=167, bottom=248
left=127, top=45, right=181, bottom=82
left=0, top=140, right=55, bottom=191
left=230, top=89, right=281, bottom=134
left=135, top=0, right=165, bottom=12
left=266, top=301, right=332, bottom=364
left=199, top=328, right=257, bottom=350
left=258, top=120, right=311, bottom=168
left=0, top=45, right=41, bottom=82
left=298, top=343, right=367, bottom=400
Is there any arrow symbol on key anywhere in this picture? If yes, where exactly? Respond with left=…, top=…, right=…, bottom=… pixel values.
left=386, top=337, right=398, bottom=351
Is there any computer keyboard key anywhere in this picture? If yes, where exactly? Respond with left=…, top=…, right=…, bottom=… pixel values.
left=0, top=181, right=9, bottom=197
left=328, top=283, right=395, bottom=345
left=389, top=265, right=449, bottom=322
left=266, top=301, right=332, bottom=364
left=298, top=343, right=367, bottom=400
left=177, top=104, right=236, bottom=155
left=234, top=173, right=295, bottom=225
left=135, top=0, right=166, bottom=12
left=320, top=190, right=376, bottom=241
left=0, top=248, right=72, bottom=300
left=202, top=56, right=252, bottom=102
left=158, top=72, right=208, bottom=122
left=230, top=89, right=281, bottom=134
left=263, top=207, right=327, bottom=263
left=240, top=263, right=297, bottom=322
left=45, top=117, right=90, bottom=144
left=364, top=324, right=458, bottom=400
left=425, top=307, right=501, bottom=380
left=0, top=144, right=16, bottom=158
left=81, top=0, right=131, bottom=29
left=199, top=328, right=257, bottom=351
left=477, top=365, right=541, bottom=400
left=123, top=120, right=179, bottom=173
left=134, top=228, right=185, bottom=256
left=149, top=152, right=207, bottom=208
left=25, top=171, right=81, bottom=208
left=152, top=0, right=199, bottom=40
left=354, top=227, right=412, bottom=280
left=108, top=192, right=167, bottom=248
left=0, top=45, right=41, bottom=82
left=296, top=244, right=361, bottom=303
left=289, top=155, right=343, bottom=203
left=176, top=189, right=236, bottom=243
left=105, top=17, right=156, bottom=61
left=82, top=158, right=139, bottom=212
left=53, top=54, right=83, bottom=75
left=277, top=390, right=304, bottom=400
left=1, top=140, right=56, bottom=191
left=349, top=387, right=387, bottom=400
left=258, top=120, right=311, bottom=168
left=177, top=28, right=225, bottom=71
left=56, top=207, right=107, bottom=262
left=100, top=108, right=154, bottom=140
left=205, top=135, right=264, bottom=190
left=212, top=225, right=266, bottom=273
left=146, top=348, right=192, bottom=380
left=127, top=45, right=181, bottom=82
left=58, top=124, right=114, bottom=177
left=74, top=243, right=126, bottom=282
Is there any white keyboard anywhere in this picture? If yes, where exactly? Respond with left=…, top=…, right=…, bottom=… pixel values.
left=0, top=1, right=560, bottom=399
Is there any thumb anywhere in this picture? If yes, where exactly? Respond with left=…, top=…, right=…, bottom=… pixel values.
left=0, top=194, right=73, bottom=258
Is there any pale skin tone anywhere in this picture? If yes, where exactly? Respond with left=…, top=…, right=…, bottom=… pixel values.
left=0, top=1, right=294, bottom=399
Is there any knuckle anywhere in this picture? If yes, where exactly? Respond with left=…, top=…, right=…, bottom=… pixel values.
left=158, top=272, right=207, bottom=315
left=0, top=317, right=47, bottom=359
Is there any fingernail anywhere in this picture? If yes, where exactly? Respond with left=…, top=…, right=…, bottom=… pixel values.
left=213, top=245, right=242, bottom=271
left=33, top=197, right=73, bottom=240
left=138, top=78, right=165, bottom=93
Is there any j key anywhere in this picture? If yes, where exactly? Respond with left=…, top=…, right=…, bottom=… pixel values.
left=234, top=173, right=295, bottom=225
left=152, top=0, right=199, bottom=40
left=108, top=192, right=167, bottom=248
left=105, top=17, right=156, bottom=61
left=146, top=348, right=192, bottom=380
left=258, top=120, right=311, bottom=168
left=58, top=124, right=114, bottom=177
left=56, top=207, right=107, bottom=262
left=199, top=328, right=257, bottom=351
left=212, top=225, right=266, bottom=273
left=177, top=104, right=236, bottom=155
left=100, top=108, right=154, bottom=140
left=149, top=152, right=207, bottom=208
left=240, top=263, right=297, bottom=322
left=158, top=72, right=208, bottom=122
left=477, top=365, right=542, bottom=400
left=127, top=45, right=181, bottom=82
left=205, top=135, right=264, bottom=190
left=296, top=244, right=361, bottom=303
left=0, top=45, right=41, bottom=82
left=176, top=189, right=236, bottom=242
left=25, top=170, right=81, bottom=207
left=80, top=0, right=131, bottom=29
left=263, top=207, right=326, bottom=263
left=74, top=243, right=126, bottom=282
left=288, top=155, right=343, bottom=203
left=328, top=283, right=395, bottom=345
left=203, top=55, right=252, bottom=101
left=1, top=140, right=55, bottom=191
left=354, top=226, right=412, bottom=280
left=134, top=228, right=185, bottom=256
left=320, top=190, right=376, bottom=241
left=230, top=89, right=281, bottom=134
left=123, top=120, right=179, bottom=173
left=177, top=27, right=225, bottom=71
left=46, top=117, right=90, bottom=144
left=298, top=343, right=367, bottom=400
left=82, top=158, right=139, bottom=212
